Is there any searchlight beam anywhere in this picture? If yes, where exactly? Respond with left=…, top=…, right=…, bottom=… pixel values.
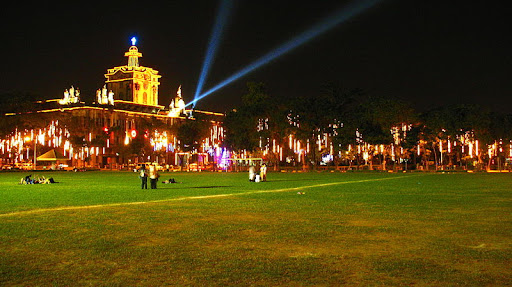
left=187, top=0, right=381, bottom=108
left=193, top=0, right=233, bottom=106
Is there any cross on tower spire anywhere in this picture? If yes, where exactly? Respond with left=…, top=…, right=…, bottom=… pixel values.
left=125, top=37, right=142, bottom=67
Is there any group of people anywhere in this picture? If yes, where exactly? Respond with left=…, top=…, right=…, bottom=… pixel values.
left=249, top=163, right=267, bottom=182
left=20, top=174, right=56, bottom=184
left=138, top=162, right=268, bottom=188
left=138, top=164, right=160, bottom=189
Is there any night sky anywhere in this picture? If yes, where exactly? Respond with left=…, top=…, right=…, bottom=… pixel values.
left=2, top=0, right=510, bottom=113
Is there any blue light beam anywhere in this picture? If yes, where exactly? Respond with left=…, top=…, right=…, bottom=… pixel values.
left=187, top=0, right=382, bottom=107
left=193, top=0, right=233, bottom=106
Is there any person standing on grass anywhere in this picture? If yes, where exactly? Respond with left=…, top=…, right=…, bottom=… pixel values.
left=248, top=165, right=256, bottom=182
left=139, top=164, right=148, bottom=189
left=260, top=163, right=267, bottom=182
left=149, top=164, right=159, bottom=189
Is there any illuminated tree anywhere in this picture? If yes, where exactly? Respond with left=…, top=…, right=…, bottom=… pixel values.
left=422, top=104, right=492, bottom=170
left=358, top=96, right=416, bottom=169
left=290, top=84, right=357, bottom=168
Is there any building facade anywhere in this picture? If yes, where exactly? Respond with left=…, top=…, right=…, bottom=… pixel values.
left=105, top=44, right=161, bottom=106
left=0, top=41, right=224, bottom=170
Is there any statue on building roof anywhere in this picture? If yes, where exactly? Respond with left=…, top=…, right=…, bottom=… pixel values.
left=96, top=85, right=114, bottom=105
left=108, top=90, right=114, bottom=105
left=168, top=85, right=186, bottom=117
left=59, top=86, right=80, bottom=105
left=63, top=89, right=69, bottom=101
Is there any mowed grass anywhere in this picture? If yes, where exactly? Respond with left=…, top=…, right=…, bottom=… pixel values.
left=0, top=171, right=510, bottom=286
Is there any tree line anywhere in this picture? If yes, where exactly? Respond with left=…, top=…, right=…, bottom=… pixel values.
left=222, top=82, right=512, bottom=170
left=2, top=87, right=512, bottom=171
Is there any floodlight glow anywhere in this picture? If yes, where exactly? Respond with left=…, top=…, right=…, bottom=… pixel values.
left=131, top=37, right=137, bottom=46
left=194, top=0, right=233, bottom=106
left=187, top=0, right=381, bottom=107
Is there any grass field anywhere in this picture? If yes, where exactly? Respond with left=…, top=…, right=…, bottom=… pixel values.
left=0, top=170, right=510, bottom=286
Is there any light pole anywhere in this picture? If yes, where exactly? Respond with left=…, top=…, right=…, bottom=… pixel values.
left=24, top=137, right=37, bottom=170
left=33, top=140, right=37, bottom=170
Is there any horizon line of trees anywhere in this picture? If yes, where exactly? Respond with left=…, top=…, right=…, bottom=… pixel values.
left=2, top=86, right=512, bottom=171
left=222, top=82, right=512, bottom=170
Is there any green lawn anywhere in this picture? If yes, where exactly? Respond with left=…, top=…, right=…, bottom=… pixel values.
left=0, top=171, right=510, bottom=286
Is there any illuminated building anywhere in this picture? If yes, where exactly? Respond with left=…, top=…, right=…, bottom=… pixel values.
left=0, top=39, right=224, bottom=170
left=105, top=38, right=161, bottom=106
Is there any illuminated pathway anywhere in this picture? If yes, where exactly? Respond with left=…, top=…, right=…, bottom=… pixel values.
left=0, top=174, right=420, bottom=218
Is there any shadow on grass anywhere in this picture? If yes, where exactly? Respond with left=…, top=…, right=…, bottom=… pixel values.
left=267, top=179, right=321, bottom=182
left=155, top=185, right=232, bottom=190
left=192, top=186, right=232, bottom=189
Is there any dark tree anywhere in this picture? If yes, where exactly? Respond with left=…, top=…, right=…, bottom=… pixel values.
left=177, top=115, right=210, bottom=152
left=0, top=92, right=42, bottom=114
left=223, top=82, right=270, bottom=153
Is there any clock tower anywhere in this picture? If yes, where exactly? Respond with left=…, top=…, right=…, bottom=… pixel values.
left=104, top=38, right=161, bottom=106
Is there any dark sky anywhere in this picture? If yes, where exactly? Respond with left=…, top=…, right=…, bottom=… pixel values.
left=2, top=0, right=510, bottom=113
